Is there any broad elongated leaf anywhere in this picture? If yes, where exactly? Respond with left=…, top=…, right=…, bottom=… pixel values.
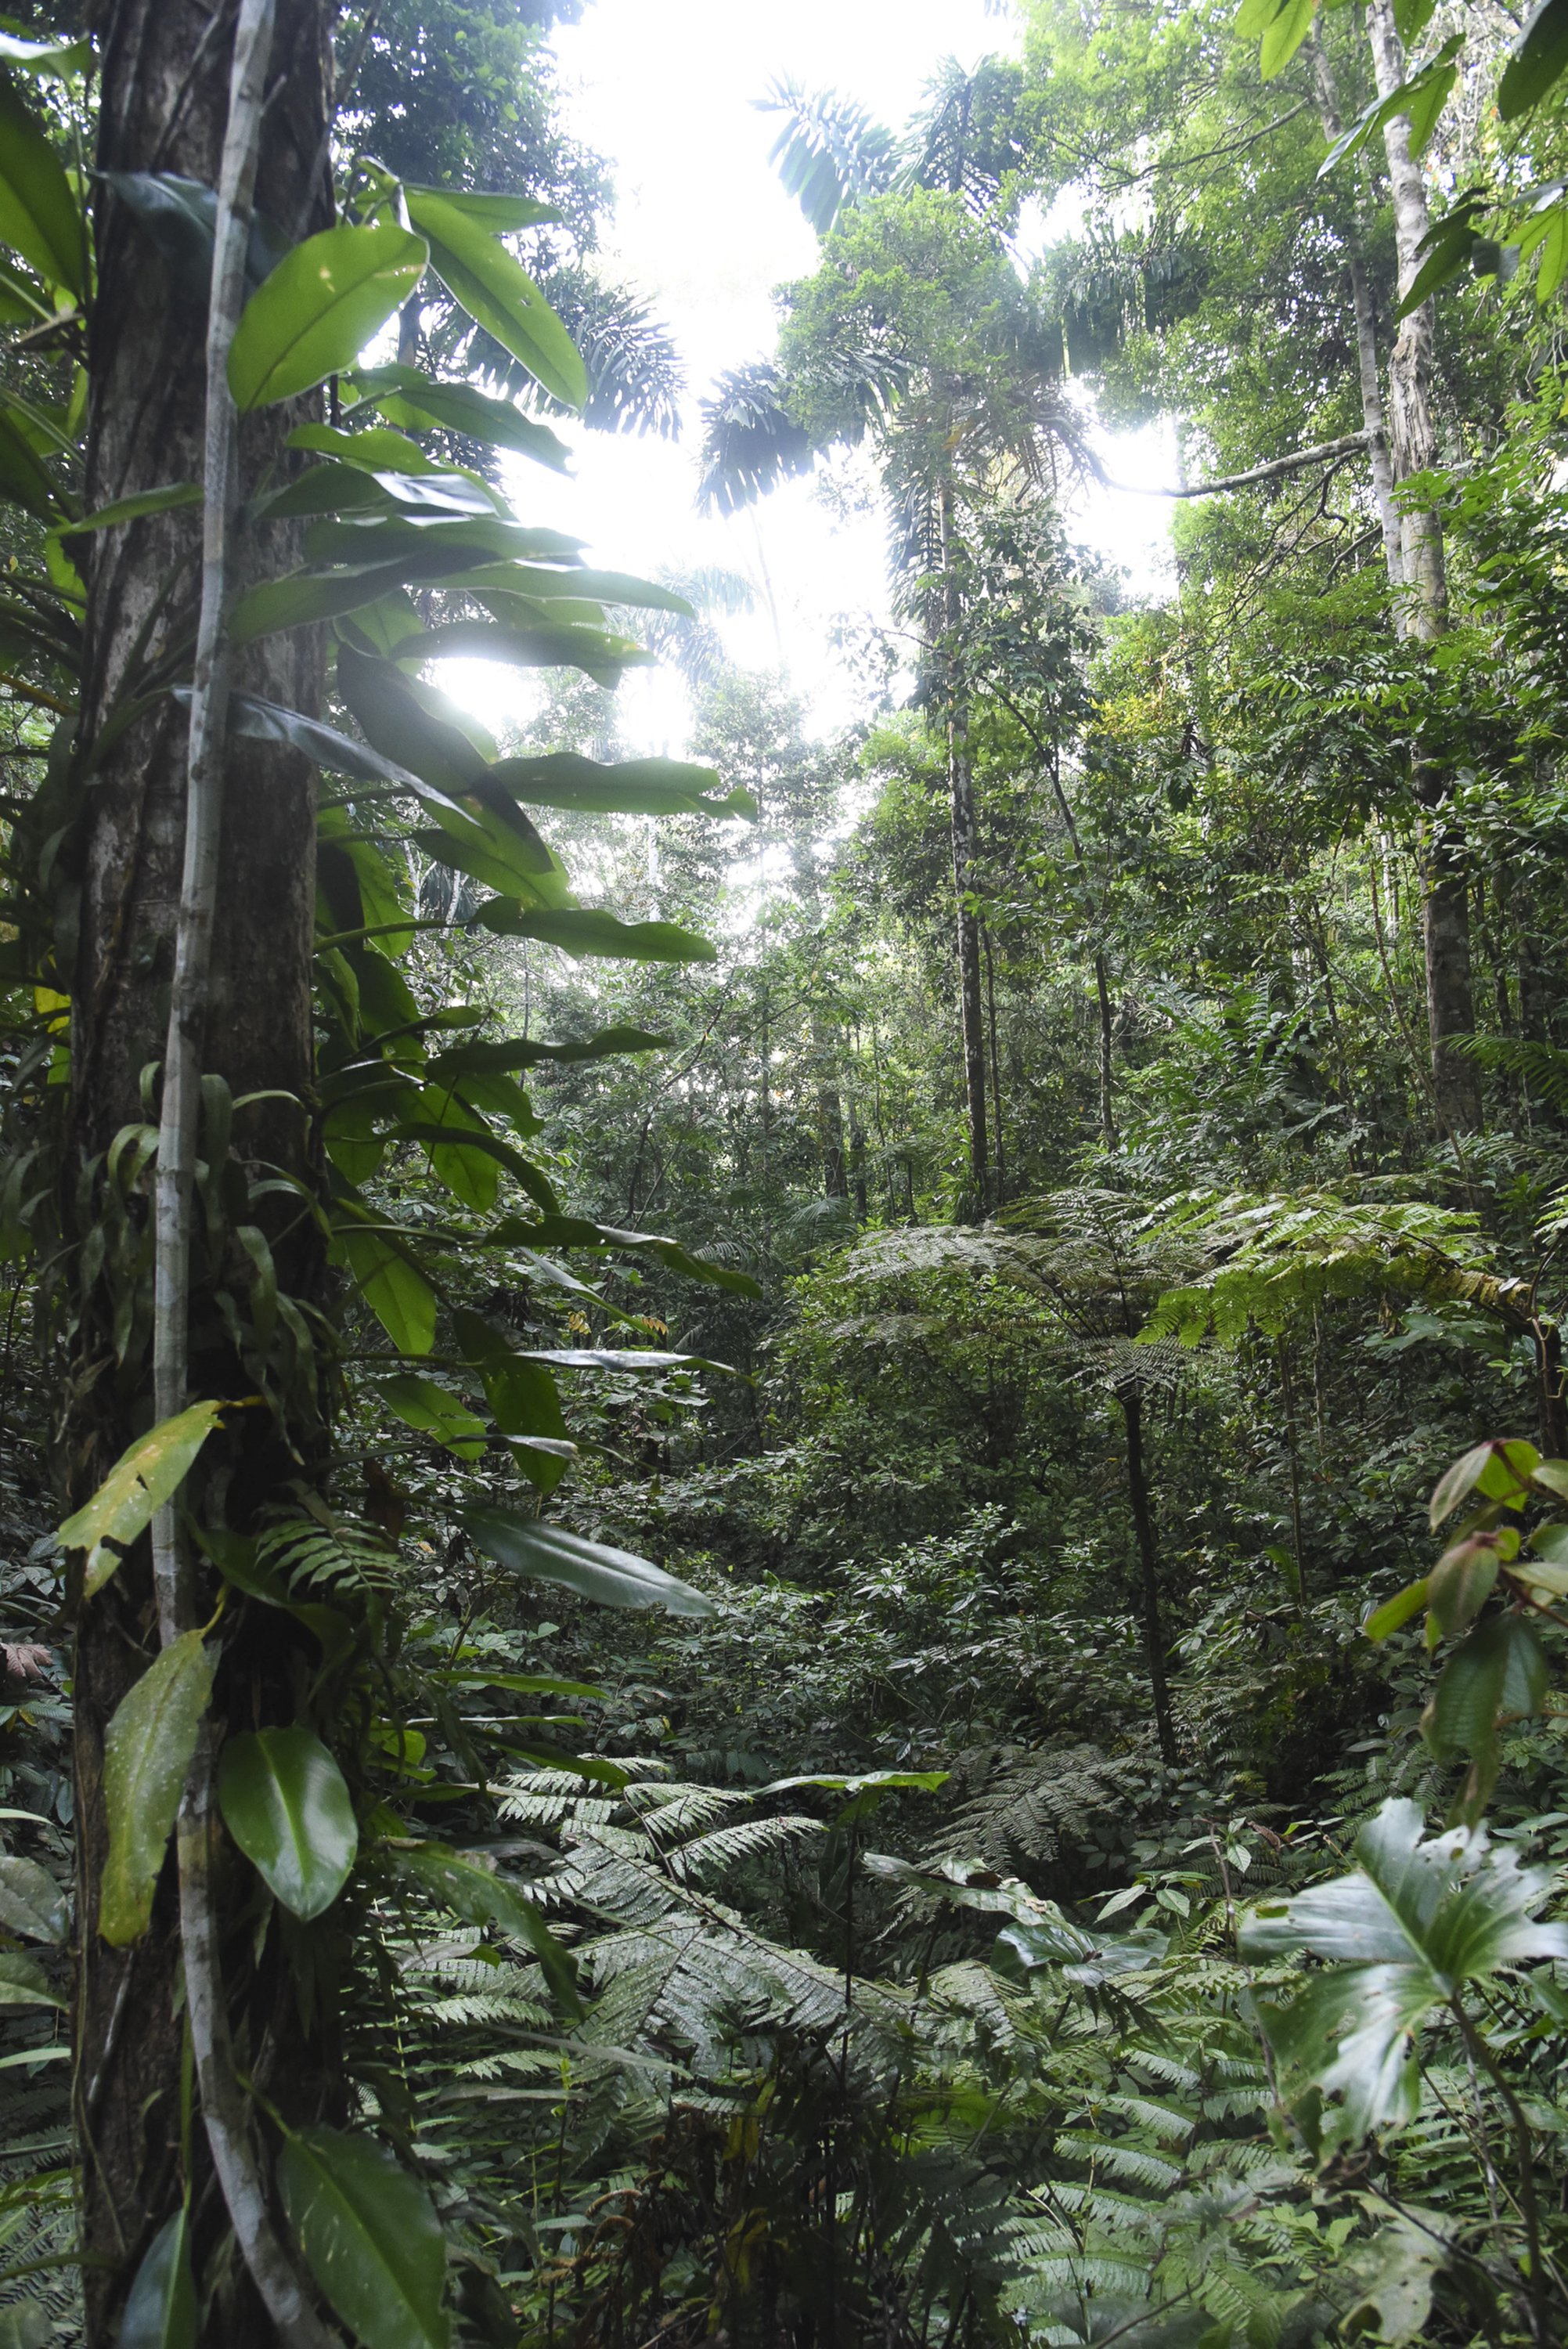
left=0, top=67, right=85, bottom=294
left=0, top=1854, right=67, bottom=1943
left=119, top=2208, right=196, bottom=2349
left=229, top=221, right=429, bottom=411
left=104, top=171, right=289, bottom=302
left=0, top=410, right=63, bottom=521
left=476, top=901, right=717, bottom=963
left=64, top=482, right=201, bottom=534
left=1260, top=0, right=1314, bottom=77
left=218, top=1727, right=358, bottom=1921
left=58, top=1399, right=225, bottom=1597
left=279, top=2127, right=450, bottom=2349
left=1422, top=1611, right=1547, bottom=1813
left=488, top=750, right=756, bottom=820
left=336, top=1229, right=437, bottom=1356
left=377, top=1373, right=488, bottom=1460
left=395, top=1844, right=581, bottom=2012
left=1242, top=1797, right=1568, bottom=2141
left=0, top=1950, right=64, bottom=2005
left=100, top=1633, right=215, bottom=1946
left=450, top=1309, right=571, bottom=1493
left=1364, top=1579, right=1428, bottom=1641
left=405, top=189, right=586, bottom=408
left=348, top=363, right=571, bottom=469
left=465, top=1507, right=714, bottom=1615
left=1500, top=0, right=1568, bottom=119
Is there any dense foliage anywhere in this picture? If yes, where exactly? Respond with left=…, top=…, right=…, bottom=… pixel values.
left=7, top=0, right=1568, bottom=2344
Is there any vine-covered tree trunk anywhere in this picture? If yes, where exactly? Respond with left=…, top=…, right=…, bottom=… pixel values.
left=70, top=2, right=332, bottom=2339
left=1366, top=0, right=1481, bottom=1142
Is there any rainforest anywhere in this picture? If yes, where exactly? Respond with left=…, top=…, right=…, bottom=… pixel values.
left=2, top=0, right=1568, bottom=2342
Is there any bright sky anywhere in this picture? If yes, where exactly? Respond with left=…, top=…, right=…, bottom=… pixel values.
left=455, top=0, right=1177, bottom=758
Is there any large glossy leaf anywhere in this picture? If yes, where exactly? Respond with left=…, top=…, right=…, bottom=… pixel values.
left=105, top=171, right=289, bottom=303
left=100, top=1633, right=215, bottom=1946
left=0, top=1950, right=64, bottom=2006
left=403, top=615, right=651, bottom=685
left=1421, top=1611, right=1547, bottom=1813
left=218, top=1727, right=358, bottom=1921
left=377, top=1373, right=488, bottom=1460
left=1242, top=1797, right=1568, bottom=2141
left=279, top=2127, right=450, bottom=2349
left=475, top=902, right=717, bottom=963
left=1500, top=0, right=1568, bottom=119
left=336, top=1228, right=437, bottom=1356
left=119, top=2208, right=196, bottom=2349
left=0, top=1854, right=67, bottom=1943
left=0, top=67, right=85, bottom=295
left=465, top=1507, right=714, bottom=1615
left=348, top=364, right=571, bottom=469
left=229, top=221, right=429, bottom=411
left=0, top=409, right=63, bottom=521
left=405, top=189, right=586, bottom=408
left=488, top=751, right=755, bottom=820
left=58, top=1398, right=225, bottom=1597
left=450, top=1310, right=571, bottom=1494
left=395, top=1844, right=581, bottom=2013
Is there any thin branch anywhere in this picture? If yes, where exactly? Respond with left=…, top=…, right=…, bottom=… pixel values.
left=1089, top=430, right=1370, bottom=500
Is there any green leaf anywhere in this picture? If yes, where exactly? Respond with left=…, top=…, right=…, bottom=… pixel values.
left=0, top=1950, right=63, bottom=2006
left=465, top=1507, right=715, bottom=1615
left=396, top=616, right=652, bottom=686
left=100, top=1633, right=215, bottom=1946
left=1424, top=1539, right=1501, bottom=1642
left=450, top=1309, right=571, bottom=1493
left=0, top=32, right=92, bottom=72
left=1364, top=1579, right=1429, bottom=1641
left=1500, top=0, right=1568, bottom=120
left=0, top=409, right=63, bottom=522
left=1429, top=1438, right=1521, bottom=1531
left=405, top=189, right=586, bottom=407
left=402, top=186, right=558, bottom=233
left=0, top=1854, right=67, bottom=1943
left=475, top=902, right=718, bottom=963
left=0, top=67, right=85, bottom=295
left=1259, top=0, right=1315, bottom=76
left=217, top=1727, right=358, bottom=1921
left=229, top=221, right=429, bottom=411
left=63, top=482, right=201, bottom=534
left=278, top=2127, right=450, bottom=2349
left=1243, top=1796, right=1568, bottom=2140
left=336, top=1229, right=437, bottom=1357
left=1422, top=1611, right=1548, bottom=1807
left=119, top=2208, right=197, bottom=2349
left=347, top=364, right=571, bottom=469
left=58, top=1399, right=225, bottom=1597
left=377, top=1373, right=488, bottom=1460
left=287, top=421, right=452, bottom=475
left=1393, top=0, right=1438, bottom=39
left=395, top=1844, right=581, bottom=2013
left=488, top=751, right=756, bottom=820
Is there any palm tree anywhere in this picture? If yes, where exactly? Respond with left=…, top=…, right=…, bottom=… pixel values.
left=697, top=63, right=1090, bottom=1214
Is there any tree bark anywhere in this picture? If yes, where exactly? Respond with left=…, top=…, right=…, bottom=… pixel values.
left=1120, top=1388, right=1176, bottom=1764
left=1309, top=30, right=1403, bottom=586
left=70, top=2, right=333, bottom=2339
left=1366, top=0, right=1481, bottom=1140
left=937, top=474, right=989, bottom=1211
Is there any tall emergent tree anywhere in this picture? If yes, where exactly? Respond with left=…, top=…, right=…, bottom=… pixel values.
left=0, top=2, right=734, bottom=2341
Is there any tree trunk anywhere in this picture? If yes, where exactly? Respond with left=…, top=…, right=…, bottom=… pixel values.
left=1120, top=1388, right=1176, bottom=1764
left=982, top=925, right=1006, bottom=1205
left=937, top=474, right=989, bottom=1211
left=1095, top=954, right=1117, bottom=1153
left=1310, top=31, right=1403, bottom=588
left=71, top=2, right=333, bottom=2339
left=1366, top=0, right=1481, bottom=1140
